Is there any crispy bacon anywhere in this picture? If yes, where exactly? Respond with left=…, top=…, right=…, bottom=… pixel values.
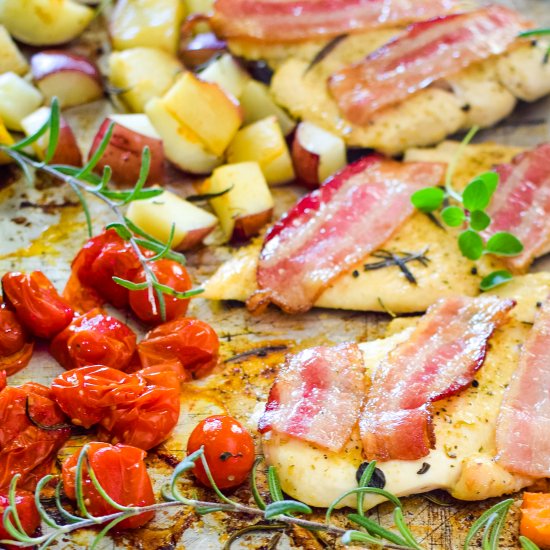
left=360, top=296, right=515, bottom=461
left=247, top=156, right=445, bottom=314
left=210, top=0, right=461, bottom=43
left=329, top=6, right=528, bottom=125
left=258, top=343, right=365, bottom=452
left=484, top=144, right=550, bottom=272
left=496, top=296, right=550, bottom=477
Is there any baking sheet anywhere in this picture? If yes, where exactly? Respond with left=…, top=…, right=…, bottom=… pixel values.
left=0, top=1, right=549, bottom=547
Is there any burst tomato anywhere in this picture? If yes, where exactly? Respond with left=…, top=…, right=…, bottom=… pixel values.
left=2, top=272, right=74, bottom=339
left=62, top=442, right=155, bottom=530
left=72, top=229, right=142, bottom=309
left=51, top=365, right=146, bottom=428
left=100, top=365, right=181, bottom=450
left=187, top=415, right=255, bottom=490
left=0, top=305, right=33, bottom=376
left=138, top=318, right=219, bottom=380
left=0, top=382, right=70, bottom=490
left=0, top=489, right=40, bottom=548
left=129, top=260, right=192, bottom=324
left=50, top=309, right=137, bottom=371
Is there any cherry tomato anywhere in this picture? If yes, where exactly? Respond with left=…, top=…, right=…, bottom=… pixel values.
left=100, top=365, right=181, bottom=450
left=129, top=260, right=192, bottom=324
left=187, top=415, right=255, bottom=490
left=138, top=318, right=219, bottom=380
left=50, top=309, right=137, bottom=371
left=62, top=269, right=104, bottom=314
left=0, top=371, right=6, bottom=392
left=2, top=271, right=74, bottom=340
left=72, top=229, right=142, bottom=309
left=51, top=365, right=146, bottom=428
left=0, top=489, right=40, bottom=548
left=0, top=382, right=70, bottom=490
left=0, top=304, right=34, bottom=376
left=62, top=442, right=155, bottom=530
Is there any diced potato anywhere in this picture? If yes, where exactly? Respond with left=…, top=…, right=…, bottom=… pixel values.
left=127, top=188, right=218, bottom=250
left=240, top=81, right=296, bottom=136
left=162, top=72, right=242, bottom=156
left=0, top=116, right=14, bottom=164
left=145, top=97, right=222, bottom=174
left=226, top=116, right=295, bottom=186
left=199, top=54, right=250, bottom=99
left=0, top=25, right=28, bottom=75
left=206, top=162, right=274, bottom=242
left=0, top=73, right=43, bottom=131
left=0, top=0, right=94, bottom=46
left=110, top=0, right=186, bottom=55
left=109, top=48, right=183, bottom=112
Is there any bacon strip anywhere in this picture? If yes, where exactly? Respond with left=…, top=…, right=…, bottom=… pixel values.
left=247, top=156, right=445, bottom=314
left=210, top=0, right=461, bottom=43
left=360, top=296, right=515, bottom=461
left=497, top=296, right=550, bottom=477
left=329, top=6, right=528, bottom=125
left=258, top=343, right=365, bottom=452
left=484, top=144, right=550, bottom=272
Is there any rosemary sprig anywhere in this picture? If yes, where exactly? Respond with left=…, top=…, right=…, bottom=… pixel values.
left=411, top=127, right=523, bottom=291
left=518, top=28, right=550, bottom=63
left=0, top=446, right=540, bottom=550
left=364, top=248, right=430, bottom=285
left=0, top=98, right=202, bottom=321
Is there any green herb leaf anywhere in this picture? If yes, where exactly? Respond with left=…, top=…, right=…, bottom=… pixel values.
left=264, top=500, right=312, bottom=519
left=470, top=210, right=491, bottom=231
left=520, top=536, right=542, bottom=550
left=476, top=171, right=499, bottom=197
left=411, top=187, right=445, bottom=213
left=485, top=232, right=524, bottom=256
left=268, top=466, right=284, bottom=503
left=348, top=514, right=409, bottom=547
left=463, top=498, right=513, bottom=550
left=462, top=179, right=491, bottom=211
left=251, top=457, right=267, bottom=511
left=458, top=230, right=484, bottom=260
left=480, top=270, right=513, bottom=291
left=44, top=98, right=61, bottom=164
left=111, top=277, right=149, bottom=291
left=105, top=222, right=133, bottom=240
left=441, top=206, right=465, bottom=227
left=341, top=530, right=384, bottom=546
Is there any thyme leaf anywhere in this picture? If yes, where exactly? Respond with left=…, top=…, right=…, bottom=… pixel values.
left=363, top=248, right=430, bottom=285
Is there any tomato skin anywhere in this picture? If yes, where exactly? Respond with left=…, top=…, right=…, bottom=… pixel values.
left=100, top=365, right=181, bottom=450
left=51, top=365, right=146, bottom=428
left=0, top=305, right=26, bottom=356
left=2, top=272, right=74, bottom=339
left=0, top=489, right=40, bottom=548
left=138, top=318, right=219, bottom=380
left=0, top=383, right=70, bottom=490
left=62, top=442, right=155, bottom=530
left=50, top=309, right=137, bottom=371
left=129, top=260, right=192, bottom=324
left=187, top=415, right=255, bottom=490
left=0, top=305, right=34, bottom=376
left=73, top=229, right=142, bottom=309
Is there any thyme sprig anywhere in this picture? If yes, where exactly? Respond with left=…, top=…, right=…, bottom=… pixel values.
left=0, top=98, right=202, bottom=321
left=0, top=445, right=540, bottom=550
left=411, top=126, right=524, bottom=292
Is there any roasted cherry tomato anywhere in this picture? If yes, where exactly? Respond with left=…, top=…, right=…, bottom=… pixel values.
left=2, top=271, right=74, bottom=340
left=100, top=365, right=181, bottom=450
left=51, top=365, right=146, bottom=428
left=129, top=260, right=192, bottom=324
left=187, top=415, right=255, bottom=490
left=0, top=489, right=40, bottom=548
left=62, top=442, right=155, bottom=530
left=50, top=309, right=137, bottom=371
left=0, top=382, right=70, bottom=490
left=72, top=229, right=142, bottom=309
left=0, top=304, right=34, bottom=376
left=138, top=318, right=219, bottom=380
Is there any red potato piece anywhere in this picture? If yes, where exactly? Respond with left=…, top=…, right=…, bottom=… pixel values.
left=181, top=32, right=227, bottom=69
left=31, top=50, right=103, bottom=108
left=88, top=114, right=165, bottom=187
